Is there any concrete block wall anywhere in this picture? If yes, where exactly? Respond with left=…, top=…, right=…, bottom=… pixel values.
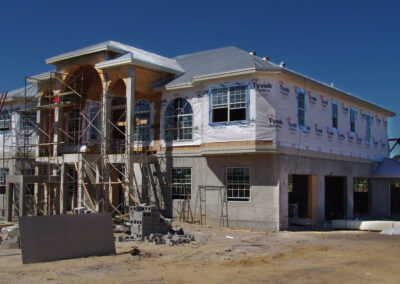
left=157, top=153, right=281, bottom=232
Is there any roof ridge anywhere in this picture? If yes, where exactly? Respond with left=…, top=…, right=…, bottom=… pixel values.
left=173, top=46, right=239, bottom=59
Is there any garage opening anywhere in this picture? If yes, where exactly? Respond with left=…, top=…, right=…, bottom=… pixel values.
left=325, top=176, right=346, bottom=220
left=288, top=174, right=309, bottom=219
left=353, top=178, right=369, bottom=217
left=390, top=183, right=400, bottom=218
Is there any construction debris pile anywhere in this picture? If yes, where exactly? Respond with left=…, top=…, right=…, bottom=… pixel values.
left=117, top=204, right=195, bottom=246
left=0, top=224, right=20, bottom=249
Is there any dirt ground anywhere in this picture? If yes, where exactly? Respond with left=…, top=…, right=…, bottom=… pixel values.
left=1, top=222, right=400, bottom=284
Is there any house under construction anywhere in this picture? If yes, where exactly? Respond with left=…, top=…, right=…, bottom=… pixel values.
left=3, top=41, right=400, bottom=232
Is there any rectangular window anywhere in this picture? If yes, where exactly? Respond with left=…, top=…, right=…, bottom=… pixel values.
left=0, top=110, right=11, bottom=131
left=171, top=168, right=191, bottom=200
left=0, top=168, right=9, bottom=194
left=332, top=101, right=339, bottom=129
left=226, top=167, right=250, bottom=201
left=20, top=112, right=37, bottom=130
left=211, top=85, right=247, bottom=123
left=350, top=107, right=356, bottom=133
left=366, top=112, right=371, bottom=144
left=353, top=178, right=369, bottom=193
left=296, top=90, right=306, bottom=127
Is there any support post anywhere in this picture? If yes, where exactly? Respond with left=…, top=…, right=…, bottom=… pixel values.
left=53, top=79, right=61, bottom=156
left=101, top=73, right=110, bottom=211
left=60, top=163, right=66, bottom=214
left=5, top=182, right=12, bottom=221
left=19, top=176, right=25, bottom=217
left=346, top=176, right=354, bottom=219
left=316, top=175, right=325, bottom=226
left=125, top=67, right=135, bottom=207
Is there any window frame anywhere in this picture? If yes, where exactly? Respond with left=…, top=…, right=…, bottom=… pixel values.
left=170, top=167, right=192, bottom=200
left=349, top=106, right=356, bottom=134
left=331, top=100, right=339, bottom=130
left=365, top=112, right=371, bottom=144
left=134, top=99, right=151, bottom=143
left=296, top=88, right=307, bottom=129
left=164, top=98, right=193, bottom=142
left=226, top=166, right=251, bottom=202
left=0, top=168, right=9, bottom=194
left=20, top=111, right=37, bottom=130
left=89, top=107, right=100, bottom=141
left=0, top=109, right=11, bottom=132
left=209, top=82, right=250, bottom=126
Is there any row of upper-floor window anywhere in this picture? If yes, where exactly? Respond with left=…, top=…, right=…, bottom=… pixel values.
left=296, top=89, right=374, bottom=143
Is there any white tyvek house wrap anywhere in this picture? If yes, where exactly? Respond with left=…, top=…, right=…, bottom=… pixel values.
left=253, top=75, right=389, bottom=161
left=160, top=90, right=202, bottom=146
left=160, top=77, right=262, bottom=147
left=160, top=75, right=389, bottom=161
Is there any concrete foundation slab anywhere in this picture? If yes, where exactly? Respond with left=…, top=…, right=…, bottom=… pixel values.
left=19, top=213, right=115, bottom=264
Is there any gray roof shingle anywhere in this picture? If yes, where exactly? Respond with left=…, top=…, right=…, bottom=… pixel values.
left=166, top=46, right=279, bottom=88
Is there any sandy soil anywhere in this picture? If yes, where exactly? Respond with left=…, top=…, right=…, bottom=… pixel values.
left=1, top=222, right=400, bottom=283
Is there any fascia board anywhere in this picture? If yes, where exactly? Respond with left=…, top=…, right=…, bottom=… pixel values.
left=164, top=68, right=258, bottom=91
left=96, top=57, right=184, bottom=75
left=46, top=44, right=126, bottom=65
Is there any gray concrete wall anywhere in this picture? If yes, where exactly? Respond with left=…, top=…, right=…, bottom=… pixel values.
left=156, top=154, right=281, bottom=232
left=370, top=178, right=391, bottom=217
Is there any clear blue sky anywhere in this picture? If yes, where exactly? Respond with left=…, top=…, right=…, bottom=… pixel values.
left=0, top=0, right=399, bottom=155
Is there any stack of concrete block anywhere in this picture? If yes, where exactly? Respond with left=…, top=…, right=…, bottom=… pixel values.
left=73, top=207, right=93, bottom=214
left=0, top=224, right=20, bottom=249
left=130, top=204, right=170, bottom=240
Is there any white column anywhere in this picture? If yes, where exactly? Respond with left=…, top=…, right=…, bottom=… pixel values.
left=125, top=67, right=135, bottom=207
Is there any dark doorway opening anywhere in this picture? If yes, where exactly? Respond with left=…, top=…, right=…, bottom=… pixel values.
left=390, top=183, right=400, bottom=218
left=289, top=175, right=309, bottom=218
left=353, top=178, right=369, bottom=217
left=325, top=176, right=346, bottom=219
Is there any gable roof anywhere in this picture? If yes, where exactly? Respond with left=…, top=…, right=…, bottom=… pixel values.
left=1, top=84, right=39, bottom=105
left=166, top=46, right=279, bottom=88
left=46, top=41, right=184, bottom=75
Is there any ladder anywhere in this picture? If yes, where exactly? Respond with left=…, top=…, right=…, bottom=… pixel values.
left=179, top=185, right=193, bottom=223
left=219, top=186, right=229, bottom=227
left=0, top=92, right=8, bottom=113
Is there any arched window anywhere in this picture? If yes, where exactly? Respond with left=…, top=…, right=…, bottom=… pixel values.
left=68, top=109, right=81, bottom=144
left=134, top=100, right=150, bottom=142
left=89, top=107, right=100, bottom=140
left=165, top=98, right=193, bottom=141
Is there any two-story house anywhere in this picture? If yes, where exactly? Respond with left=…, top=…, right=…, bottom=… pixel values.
left=4, top=41, right=399, bottom=231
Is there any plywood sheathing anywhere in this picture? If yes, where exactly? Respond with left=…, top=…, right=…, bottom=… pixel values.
left=160, top=140, right=274, bottom=152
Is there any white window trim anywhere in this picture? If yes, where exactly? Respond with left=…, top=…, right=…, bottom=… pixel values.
left=226, top=166, right=251, bottom=202
left=170, top=167, right=192, bottom=200
left=164, top=98, right=193, bottom=141
left=210, top=83, right=249, bottom=125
